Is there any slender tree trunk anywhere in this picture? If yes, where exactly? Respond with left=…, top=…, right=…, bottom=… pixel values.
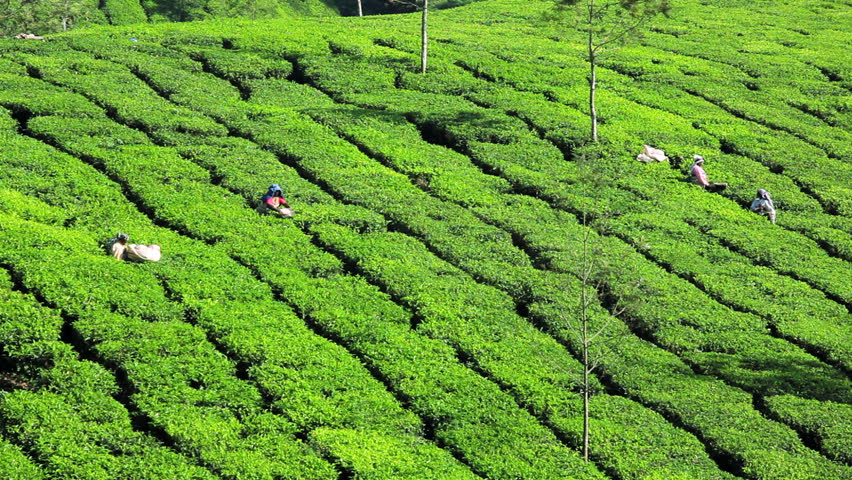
left=420, top=0, right=428, bottom=73
left=590, top=54, right=597, bottom=143
left=587, top=0, right=598, bottom=143
left=62, top=16, right=68, bottom=31
left=586, top=0, right=598, bottom=143
left=581, top=227, right=590, bottom=461
left=357, top=0, right=362, bottom=17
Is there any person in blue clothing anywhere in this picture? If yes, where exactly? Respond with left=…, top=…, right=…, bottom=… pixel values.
left=258, top=184, right=293, bottom=217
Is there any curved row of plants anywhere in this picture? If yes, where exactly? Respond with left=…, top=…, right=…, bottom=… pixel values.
left=0, top=253, right=216, bottom=480
left=43, top=32, right=848, bottom=476
left=0, top=41, right=786, bottom=480
left=0, top=58, right=605, bottom=480
left=0, top=134, right=342, bottom=479
left=207, top=32, right=851, bottom=378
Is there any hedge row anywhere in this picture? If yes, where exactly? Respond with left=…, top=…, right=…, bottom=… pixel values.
left=120, top=43, right=852, bottom=478
left=0, top=213, right=335, bottom=480
left=10, top=65, right=601, bottom=479
left=0, top=226, right=216, bottom=480
left=0, top=72, right=105, bottom=119
left=233, top=69, right=852, bottom=474
left=266, top=49, right=852, bottom=384
left=13, top=47, right=226, bottom=137
left=312, top=222, right=738, bottom=480
left=3, top=108, right=485, bottom=479
left=764, top=395, right=852, bottom=465
left=0, top=436, right=44, bottom=480
left=2, top=105, right=416, bottom=476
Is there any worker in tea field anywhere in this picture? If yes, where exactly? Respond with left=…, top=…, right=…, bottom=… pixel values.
left=258, top=184, right=293, bottom=217
left=109, top=233, right=162, bottom=262
left=690, top=155, right=728, bottom=192
left=750, top=189, right=776, bottom=224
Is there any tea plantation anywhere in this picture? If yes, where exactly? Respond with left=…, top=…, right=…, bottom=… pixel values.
left=0, top=0, right=849, bottom=478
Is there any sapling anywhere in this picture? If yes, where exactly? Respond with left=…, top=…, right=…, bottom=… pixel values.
left=389, top=0, right=430, bottom=73
left=548, top=0, right=671, bottom=142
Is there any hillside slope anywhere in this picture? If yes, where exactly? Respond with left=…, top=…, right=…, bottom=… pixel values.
left=0, top=0, right=850, bottom=479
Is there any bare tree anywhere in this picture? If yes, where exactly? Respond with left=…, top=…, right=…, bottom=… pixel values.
left=550, top=0, right=671, bottom=142
left=552, top=159, right=644, bottom=460
left=390, top=0, right=429, bottom=73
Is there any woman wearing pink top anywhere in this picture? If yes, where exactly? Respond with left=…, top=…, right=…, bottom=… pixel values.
left=690, top=155, right=728, bottom=192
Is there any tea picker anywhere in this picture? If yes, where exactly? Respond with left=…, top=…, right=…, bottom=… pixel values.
left=690, top=155, right=728, bottom=192
left=109, top=233, right=161, bottom=262
left=750, top=189, right=776, bottom=224
left=258, top=184, right=293, bottom=218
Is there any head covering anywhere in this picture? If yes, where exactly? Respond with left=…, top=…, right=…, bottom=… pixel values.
left=757, top=189, right=773, bottom=208
left=267, top=184, right=283, bottom=197
left=116, top=233, right=129, bottom=242
left=690, top=155, right=705, bottom=176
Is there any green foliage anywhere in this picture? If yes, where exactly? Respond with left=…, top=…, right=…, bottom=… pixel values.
left=102, top=0, right=148, bottom=25
left=0, top=0, right=106, bottom=35
left=0, top=438, right=45, bottom=480
left=309, top=428, right=482, bottom=479
left=0, top=1, right=849, bottom=479
left=764, top=395, right=852, bottom=465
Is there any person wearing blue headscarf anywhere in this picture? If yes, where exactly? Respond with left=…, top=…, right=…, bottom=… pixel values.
left=258, top=184, right=293, bottom=217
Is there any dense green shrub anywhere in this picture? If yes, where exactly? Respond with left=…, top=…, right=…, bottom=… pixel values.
left=102, top=0, right=148, bottom=25
left=764, top=395, right=852, bottom=465
left=0, top=2, right=849, bottom=478
left=0, top=438, right=45, bottom=480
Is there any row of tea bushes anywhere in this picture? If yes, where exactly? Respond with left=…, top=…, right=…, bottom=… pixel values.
left=8, top=62, right=602, bottom=478
left=7, top=106, right=491, bottom=479
left=764, top=395, right=852, bottom=465
left=123, top=38, right=848, bottom=480
left=0, top=226, right=217, bottom=480
left=1, top=115, right=489, bottom=478
left=0, top=436, right=44, bottom=480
